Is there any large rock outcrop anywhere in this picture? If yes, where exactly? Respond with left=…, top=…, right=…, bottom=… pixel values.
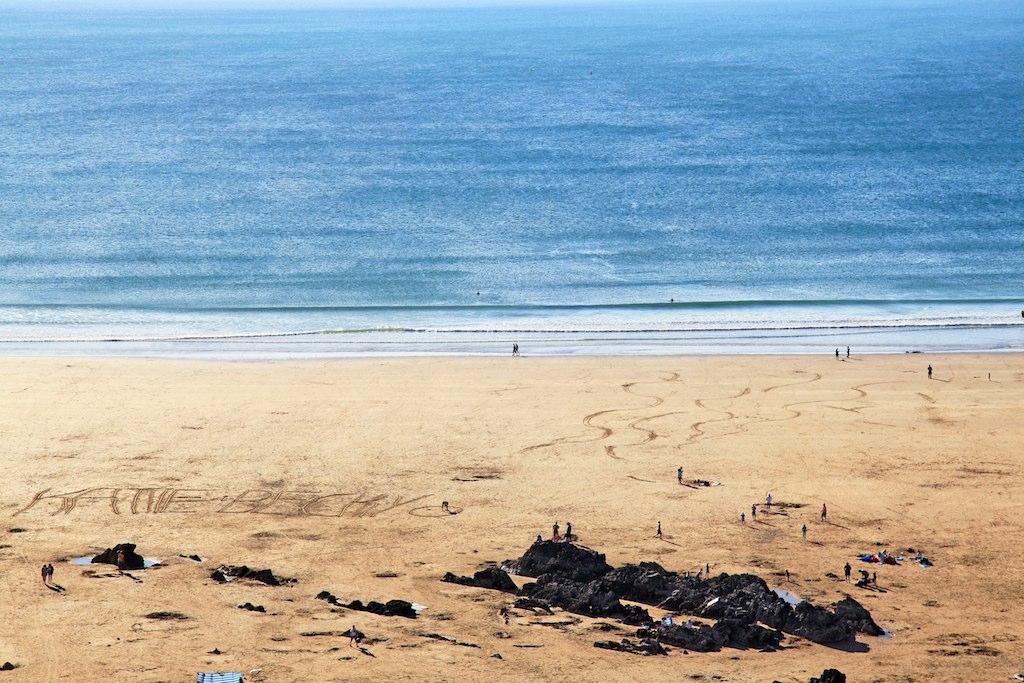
left=505, top=540, right=613, bottom=582
left=91, top=543, right=145, bottom=570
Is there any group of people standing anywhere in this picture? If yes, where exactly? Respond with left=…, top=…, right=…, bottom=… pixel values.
left=741, top=493, right=828, bottom=540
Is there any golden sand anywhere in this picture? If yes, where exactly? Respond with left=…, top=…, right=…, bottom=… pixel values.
left=1, top=353, right=1022, bottom=681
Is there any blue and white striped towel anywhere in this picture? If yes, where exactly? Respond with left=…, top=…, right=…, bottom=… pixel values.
left=197, top=673, right=243, bottom=683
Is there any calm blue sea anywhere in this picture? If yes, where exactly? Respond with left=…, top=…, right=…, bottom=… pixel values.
left=1, top=1, right=1022, bottom=355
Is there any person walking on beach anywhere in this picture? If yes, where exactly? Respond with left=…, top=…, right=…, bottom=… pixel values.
left=512, top=343, right=519, bottom=357
left=564, top=521, right=572, bottom=542
left=656, top=521, right=662, bottom=538
left=46, top=564, right=53, bottom=584
left=835, top=348, right=839, bottom=358
left=846, top=346, right=850, bottom=358
left=740, top=512, right=745, bottom=523
left=844, top=562, right=852, bottom=582
left=41, top=564, right=48, bottom=585
left=821, top=503, right=827, bottom=521
left=751, top=503, right=757, bottom=519
left=765, top=492, right=773, bottom=508
left=552, top=522, right=560, bottom=541
left=801, top=524, right=808, bottom=540
left=927, top=364, right=933, bottom=379
left=677, top=467, right=683, bottom=485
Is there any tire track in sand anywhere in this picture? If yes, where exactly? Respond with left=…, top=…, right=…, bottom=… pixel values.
left=519, top=377, right=668, bottom=453
left=625, top=372, right=687, bottom=445
left=683, top=386, right=750, bottom=445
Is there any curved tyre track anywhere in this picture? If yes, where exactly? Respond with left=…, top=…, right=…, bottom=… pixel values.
left=519, top=375, right=672, bottom=453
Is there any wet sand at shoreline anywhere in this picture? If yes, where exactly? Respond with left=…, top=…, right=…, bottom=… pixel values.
left=1, top=353, right=1022, bottom=681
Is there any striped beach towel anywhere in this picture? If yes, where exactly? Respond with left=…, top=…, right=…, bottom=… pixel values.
left=197, top=673, right=243, bottom=683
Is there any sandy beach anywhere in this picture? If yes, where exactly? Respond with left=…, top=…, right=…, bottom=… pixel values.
left=1, top=352, right=1022, bottom=681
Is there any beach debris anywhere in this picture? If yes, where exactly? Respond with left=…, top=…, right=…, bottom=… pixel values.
left=809, top=669, right=846, bottom=683
left=593, top=638, right=667, bottom=656
left=207, top=649, right=222, bottom=655
left=0, top=662, right=16, bottom=671
left=180, top=554, right=203, bottom=562
left=92, top=543, right=146, bottom=570
left=7, top=528, right=26, bottom=534
left=441, top=567, right=517, bottom=593
left=373, top=571, right=401, bottom=578
left=315, top=591, right=418, bottom=619
left=238, top=602, right=266, bottom=613
left=211, top=565, right=295, bottom=586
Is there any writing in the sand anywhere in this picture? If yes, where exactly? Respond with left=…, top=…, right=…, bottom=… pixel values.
left=14, top=487, right=430, bottom=518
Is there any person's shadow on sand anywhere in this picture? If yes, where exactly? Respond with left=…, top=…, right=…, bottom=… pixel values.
left=45, top=583, right=65, bottom=593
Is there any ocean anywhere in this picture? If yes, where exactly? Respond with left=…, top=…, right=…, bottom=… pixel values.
left=1, top=1, right=1022, bottom=356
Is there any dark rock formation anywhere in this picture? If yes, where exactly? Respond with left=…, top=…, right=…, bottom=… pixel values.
left=636, top=618, right=782, bottom=652
left=211, top=565, right=295, bottom=586
left=512, top=597, right=553, bottom=613
left=441, top=567, right=517, bottom=593
left=91, top=543, right=145, bottom=570
left=809, top=669, right=846, bottom=683
left=238, top=602, right=266, bottom=613
left=518, top=576, right=651, bottom=625
left=833, top=597, right=884, bottom=636
left=1, top=662, right=16, bottom=671
left=472, top=540, right=883, bottom=650
left=506, top=540, right=612, bottom=582
left=593, top=638, right=667, bottom=656
left=315, top=591, right=417, bottom=619
left=603, top=562, right=691, bottom=605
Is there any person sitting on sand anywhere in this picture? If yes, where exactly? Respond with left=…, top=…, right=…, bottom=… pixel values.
left=564, top=521, right=572, bottom=542
left=844, top=562, right=852, bottom=582
left=552, top=522, right=560, bottom=541
left=441, top=500, right=450, bottom=513
left=821, top=503, right=827, bottom=521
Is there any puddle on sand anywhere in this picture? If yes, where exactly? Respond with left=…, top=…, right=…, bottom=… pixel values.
left=772, top=588, right=803, bottom=605
left=69, top=555, right=161, bottom=568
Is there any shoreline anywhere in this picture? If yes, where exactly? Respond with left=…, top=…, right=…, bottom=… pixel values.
left=0, top=322, right=1019, bottom=359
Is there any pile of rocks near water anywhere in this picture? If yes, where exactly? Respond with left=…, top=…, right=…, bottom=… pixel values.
left=442, top=539, right=883, bottom=654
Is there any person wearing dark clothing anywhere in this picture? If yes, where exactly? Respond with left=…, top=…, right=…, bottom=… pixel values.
left=844, top=562, right=852, bottom=582
left=928, top=364, right=933, bottom=379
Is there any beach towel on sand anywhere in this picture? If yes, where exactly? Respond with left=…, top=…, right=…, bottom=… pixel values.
left=197, top=673, right=243, bottom=683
